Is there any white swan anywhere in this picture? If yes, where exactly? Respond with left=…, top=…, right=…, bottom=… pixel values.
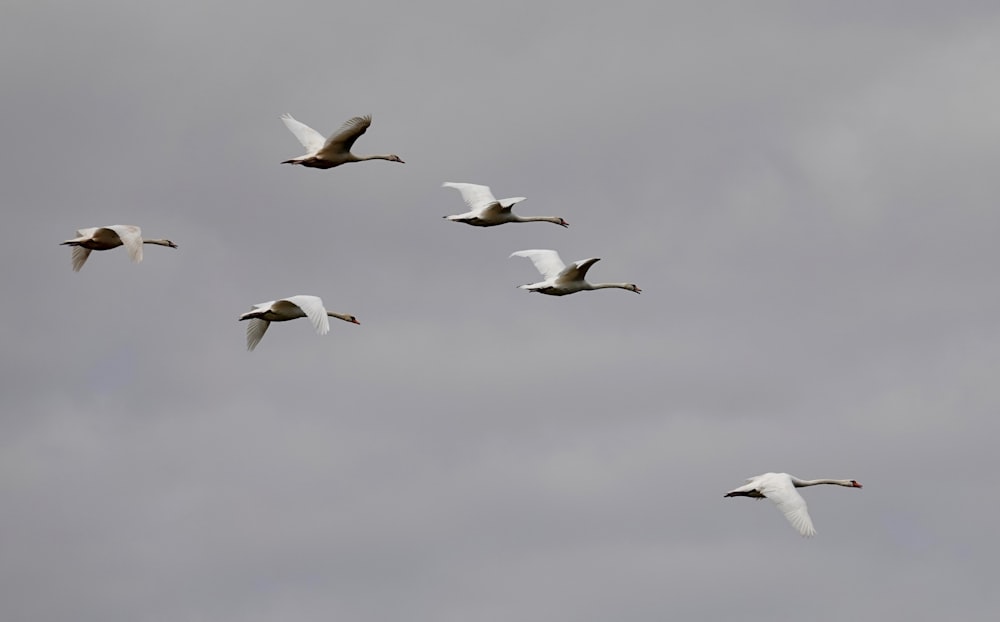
left=442, top=182, right=567, bottom=228
left=280, top=114, right=404, bottom=168
left=510, top=249, right=640, bottom=296
left=60, top=225, right=178, bottom=272
left=238, top=295, right=359, bottom=351
left=724, top=472, right=863, bottom=537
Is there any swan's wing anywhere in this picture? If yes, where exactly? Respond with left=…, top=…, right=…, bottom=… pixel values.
left=319, top=115, right=372, bottom=156
left=558, top=257, right=601, bottom=283
left=510, top=249, right=566, bottom=281
left=283, top=295, right=330, bottom=336
left=106, top=225, right=143, bottom=264
left=70, top=246, right=92, bottom=272
left=281, top=114, right=326, bottom=153
left=442, top=182, right=499, bottom=213
left=497, top=197, right=527, bottom=212
left=246, top=319, right=270, bottom=351
left=477, top=203, right=506, bottom=218
left=760, top=475, right=817, bottom=537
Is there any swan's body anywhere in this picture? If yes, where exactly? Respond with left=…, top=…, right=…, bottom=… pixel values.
left=442, top=182, right=567, bottom=228
left=725, top=472, right=863, bottom=537
left=510, top=249, right=640, bottom=296
left=60, top=225, right=178, bottom=272
left=239, top=295, right=359, bottom=351
left=280, top=114, right=404, bottom=169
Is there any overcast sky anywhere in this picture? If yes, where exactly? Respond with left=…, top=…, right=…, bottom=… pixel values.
left=2, top=1, right=999, bottom=620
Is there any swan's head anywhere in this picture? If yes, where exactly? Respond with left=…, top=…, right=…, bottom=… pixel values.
left=345, top=315, right=361, bottom=325
left=387, top=155, right=404, bottom=163
left=557, top=218, right=569, bottom=228
left=850, top=480, right=863, bottom=488
left=164, top=240, right=179, bottom=248
left=626, top=284, right=641, bottom=294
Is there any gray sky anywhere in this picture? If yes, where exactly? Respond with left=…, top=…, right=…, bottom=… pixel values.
left=2, top=1, right=999, bottom=620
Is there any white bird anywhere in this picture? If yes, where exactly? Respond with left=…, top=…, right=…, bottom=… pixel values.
left=238, top=295, right=360, bottom=351
left=60, top=225, right=178, bottom=272
left=280, top=114, right=404, bottom=169
left=724, top=472, right=863, bottom=537
left=442, top=182, right=568, bottom=228
left=510, top=249, right=641, bottom=296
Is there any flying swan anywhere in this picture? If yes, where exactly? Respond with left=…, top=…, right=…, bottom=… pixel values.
left=280, top=114, right=404, bottom=168
left=510, top=249, right=640, bottom=296
left=442, top=182, right=567, bottom=227
left=724, top=472, right=863, bottom=536
left=60, top=225, right=178, bottom=272
left=239, top=295, right=360, bottom=351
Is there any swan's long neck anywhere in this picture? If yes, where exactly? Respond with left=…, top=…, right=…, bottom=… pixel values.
left=791, top=478, right=856, bottom=488
left=513, top=215, right=564, bottom=225
left=143, top=239, right=176, bottom=247
left=587, top=283, right=635, bottom=291
left=327, top=311, right=360, bottom=325
left=357, top=154, right=398, bottom=162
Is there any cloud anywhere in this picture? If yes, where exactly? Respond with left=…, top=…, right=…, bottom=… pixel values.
left=2, top=2, right=1000, bottom=621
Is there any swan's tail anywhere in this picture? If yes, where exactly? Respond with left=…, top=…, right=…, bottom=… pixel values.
left=724, top=490, right=765, bottom=499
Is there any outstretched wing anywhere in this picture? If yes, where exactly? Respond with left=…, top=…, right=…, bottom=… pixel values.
left=70, top=247, right=92, bottom=272
left=246, top=319, right=270, bottom=352
left=497, top=197, right=527, bottom=212
left=283, top=295, right=330, bottom=336
left=558, top=257, right=601, bottom=283
left=106, top=225, right=143, bottom=264
left=510, top=249, right=566, bottom=281
left=760, top=475, right=816, bottom=537
left=443, top=182, right=526, bottom=215
left=281, top=114, right=327, bottom=153
left=442, top=182, right=499, bottom=213
left=320, top=115, right=372, bottom=156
